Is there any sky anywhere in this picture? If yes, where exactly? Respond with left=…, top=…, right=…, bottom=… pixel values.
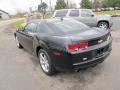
left=0, top=0, right=80, bottom=15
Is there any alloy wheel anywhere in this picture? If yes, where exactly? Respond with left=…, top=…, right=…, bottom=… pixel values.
left=39, top=52, right=49, bottom=73
left=98, top=22, right=108, bottom=29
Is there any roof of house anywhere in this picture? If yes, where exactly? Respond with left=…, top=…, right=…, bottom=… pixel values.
left=0, top=9, right=9, bottom=14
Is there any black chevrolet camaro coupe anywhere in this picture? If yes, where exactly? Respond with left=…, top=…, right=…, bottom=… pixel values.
left=14, top=18, right=112, bottom=75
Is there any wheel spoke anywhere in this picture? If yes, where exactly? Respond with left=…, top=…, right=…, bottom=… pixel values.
left=40, top=54, right=45, bottom=60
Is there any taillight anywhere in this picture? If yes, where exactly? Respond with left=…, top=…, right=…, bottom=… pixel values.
left=68, top=42, right=88, bottom=52
left=79, top=42, right=88, bottom=49
left=68, top=43, right=78, bottom=51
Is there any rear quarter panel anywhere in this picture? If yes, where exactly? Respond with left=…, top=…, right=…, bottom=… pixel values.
left=34, top=34, right=72, bottom=56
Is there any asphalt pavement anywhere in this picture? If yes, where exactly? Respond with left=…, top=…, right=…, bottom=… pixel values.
left=111, top=17, right=120, bottom=31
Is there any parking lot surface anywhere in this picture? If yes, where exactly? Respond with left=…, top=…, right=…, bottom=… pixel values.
left=0, top=18, right=120, bottom=90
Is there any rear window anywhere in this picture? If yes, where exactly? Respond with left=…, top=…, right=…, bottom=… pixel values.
left=48, top=19, right=89, bottom=33
left=55, top=10, right=68, bottom=17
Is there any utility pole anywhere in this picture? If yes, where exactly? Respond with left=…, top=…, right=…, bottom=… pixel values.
left=49, top=0, right=52, bottom=12
left=41, top=0, right=42, bottom=3
left=66, top=0, right=69, bottom=9
left=40, top=0, right=44, bottom=19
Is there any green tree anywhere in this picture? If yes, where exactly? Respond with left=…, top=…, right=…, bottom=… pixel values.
left=102, top=0, right=108, bottom=8
left=80, top=0, right=92, bottom=9
left=38, top=2, right=48, bottom=18
left=55, top=0, right=67, bottom=9
left=102, top=0, right=120, bottom=8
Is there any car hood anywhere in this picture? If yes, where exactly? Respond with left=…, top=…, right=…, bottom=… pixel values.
left=63, top=28, right=110, bottom=42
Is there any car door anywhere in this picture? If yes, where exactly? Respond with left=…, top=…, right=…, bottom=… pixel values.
left=19, top=22, right=37, bottom=52
left=79, top=10, right=97, bottom=27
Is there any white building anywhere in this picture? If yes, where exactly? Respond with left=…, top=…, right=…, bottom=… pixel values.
left=0, top=10, right=10, bottom=19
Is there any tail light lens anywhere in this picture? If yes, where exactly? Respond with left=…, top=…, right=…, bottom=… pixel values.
left=68, top=43, right=78, bottom=51
left=68, top=42, right=88, bottom=51
left=79, top=42, right=88, bottom=49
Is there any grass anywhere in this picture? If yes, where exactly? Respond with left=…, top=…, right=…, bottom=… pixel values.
left=0, top=18, right=10, bottom=21
left=11, top=19, right=25, bottom=28
left=0, top=30, right=3, bottom=33
left=95, top=10, right=120, bottom=15
left=44, top=13, right=53, bottom=19
left=38, top=12, right=53, bottom=19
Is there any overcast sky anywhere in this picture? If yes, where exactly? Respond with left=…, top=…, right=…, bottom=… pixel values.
left=0, top=0, right=80, bottom=15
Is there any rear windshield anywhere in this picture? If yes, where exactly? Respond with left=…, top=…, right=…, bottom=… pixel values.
left=47, top=19, right=89, bottom=34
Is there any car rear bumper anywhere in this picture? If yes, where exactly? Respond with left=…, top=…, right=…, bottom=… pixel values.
left=73, top=51, right=110, bottom=70
left=51, top=43, right=112, bottom=72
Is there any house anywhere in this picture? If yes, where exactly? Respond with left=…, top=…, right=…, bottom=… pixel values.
left=0, top=10, right=10, bottom=19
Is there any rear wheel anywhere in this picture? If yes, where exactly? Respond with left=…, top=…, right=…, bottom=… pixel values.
left=97, top=21, right=109, bottom=29
left=15, top=36, right=23, bottom=49
left=38, top=49, right=56, bottom=75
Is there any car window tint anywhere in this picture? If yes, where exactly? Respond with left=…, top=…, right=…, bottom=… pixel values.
left=37, top=23, right=54, bottom=34
left=69, top=10, right=79, bottom=17
left=55, top=10, right=68, bottom=17
left=81, top=10, right=92, bottom=17
left=24, top=23, right=37, bottom=33
left=49, top=20, right=89, bottom=33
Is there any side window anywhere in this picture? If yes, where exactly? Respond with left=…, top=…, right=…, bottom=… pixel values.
left=24, top=23, right=37, bottom=33
left=55, top=10, right=68, bottom=17
left=81, top=10, right=92, bottom=17
left=69, top=10, right=79, bottom=17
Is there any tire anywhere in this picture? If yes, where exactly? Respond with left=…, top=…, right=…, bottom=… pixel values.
left=15, top=36, right=23, bottom=49
left=38, top=49, right=56, bottom=75
left=97, top=21, right=109, bottom=29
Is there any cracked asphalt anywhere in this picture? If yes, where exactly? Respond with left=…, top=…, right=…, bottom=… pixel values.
left=0, top=18, right=120, bottom=90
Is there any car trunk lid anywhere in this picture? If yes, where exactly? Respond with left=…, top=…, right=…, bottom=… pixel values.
left=63, top=28, right=110, bottom=47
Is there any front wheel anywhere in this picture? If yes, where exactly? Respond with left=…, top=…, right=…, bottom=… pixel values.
left=97, top=21, right=109, bottom=29
left=38, top=49, right=56, bottom=75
